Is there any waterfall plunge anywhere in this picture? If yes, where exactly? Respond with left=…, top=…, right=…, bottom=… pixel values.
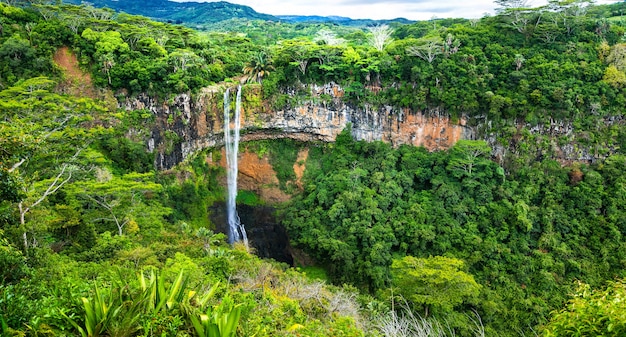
left=224, top=86, right=248, bottom=247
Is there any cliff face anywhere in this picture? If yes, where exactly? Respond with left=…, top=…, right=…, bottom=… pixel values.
left=125, top=83, right=475, bottom=170
left=123, top=82, right=623, bottom=176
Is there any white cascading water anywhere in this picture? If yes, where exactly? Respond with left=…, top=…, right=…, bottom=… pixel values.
left=224, top=86, right=248, bottom=247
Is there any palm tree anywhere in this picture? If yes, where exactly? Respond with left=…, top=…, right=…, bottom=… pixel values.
left=514, top=53, right=525, bottom=71
left=242, top=51, right=274, bottom=84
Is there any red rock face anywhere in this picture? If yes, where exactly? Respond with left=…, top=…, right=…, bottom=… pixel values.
left=215, top=149, right=291, bottom=204
left=384, top=111, right=468, bottom=151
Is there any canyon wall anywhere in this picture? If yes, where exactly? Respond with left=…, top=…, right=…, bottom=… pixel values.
left=123, top=83, right=475, bottom=170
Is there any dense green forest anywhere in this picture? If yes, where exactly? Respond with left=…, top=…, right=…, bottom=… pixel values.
left=2, top=0, right=626, bottom=336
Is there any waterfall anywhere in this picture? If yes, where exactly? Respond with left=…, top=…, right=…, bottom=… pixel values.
left=224, top=86, right=248, bottom=247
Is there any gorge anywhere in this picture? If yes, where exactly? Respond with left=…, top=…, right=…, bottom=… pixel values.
left=4, top=1, right=626, bottom=335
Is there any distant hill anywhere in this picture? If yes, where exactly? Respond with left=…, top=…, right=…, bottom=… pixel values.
left=277, top=15, right=413, bottom=26
left=277, top=15, right=353, bottom=23
left=62, top=0, right=412, bottom=26
left=62, top=0, right=278, bottom=24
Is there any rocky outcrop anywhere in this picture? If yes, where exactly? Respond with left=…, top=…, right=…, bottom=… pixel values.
left=125, top=83, right=475, bottom=170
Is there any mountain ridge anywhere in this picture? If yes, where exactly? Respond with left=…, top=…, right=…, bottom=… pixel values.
left=63, top=0, right=278, bottom=24
left=62, top=0, right=412, bottom=25
left=276, top=14, right=413, bottom=25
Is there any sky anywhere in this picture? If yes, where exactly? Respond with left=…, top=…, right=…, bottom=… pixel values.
left=173, top=0, right=623, bottom=21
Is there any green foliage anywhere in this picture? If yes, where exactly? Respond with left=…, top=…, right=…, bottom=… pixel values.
left=543, top=280, right=626, bottom=336
left=0, top=169, right=21, bottom=204
left=60, top=268, right=199, bottom=337
left=446, top=140, right=492, bottom=179
left=62, top=284, right=122, bottom=337
left=236, top=190, right=262, bottom=206
left=67, top=172, right=169, bottom=238
left=283, top=128, right=626, bottom=334
left=3, top=2, right=626, bottom=336
left=95, top=134, right=154, bottom=174
left=165, top=152, right=222, bottom=229
left=391, top=256, right=481, bottom=314
left=0, top=231, right=28, bottom=284
left=298, top=266, right=329, bottom=282
left=79, top=232, right=133, bottom=262
left=138, top=268, right=189, bottom=315
left=242, top=50, right=274, bottom=84
left=603, top=65, right=626, bottom=88
left=190, top=295, right=242, bottom=337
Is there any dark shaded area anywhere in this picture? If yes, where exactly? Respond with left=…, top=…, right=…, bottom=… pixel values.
left=210, top=202, right=294, bottom=266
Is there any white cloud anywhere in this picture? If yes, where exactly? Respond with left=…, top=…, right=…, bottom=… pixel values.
left=172, top=0, right=622, bottom=20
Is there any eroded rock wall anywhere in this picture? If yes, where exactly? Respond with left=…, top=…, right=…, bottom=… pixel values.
left=125, top=83, right=475, bottom=170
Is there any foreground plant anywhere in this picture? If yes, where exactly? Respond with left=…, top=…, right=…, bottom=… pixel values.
left=62, top=284, right=117, bottom=337
left=139, top=268, right=189, bottom=314
left=374, top=299, right=485, bottom=337
left=543, top=279, right=626, bottom=336
left=190, top=295, right=242, bottom=337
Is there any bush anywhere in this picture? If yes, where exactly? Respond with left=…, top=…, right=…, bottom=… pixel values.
left=543, top=280, right=626, bottom=337
left=0, top=232, right=28, bottom=284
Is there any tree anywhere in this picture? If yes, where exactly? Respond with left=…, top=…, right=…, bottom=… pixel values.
left=447, top=140, right=492, bottom=178
left=82, top=4, right=114, bottom=21
left=72, top=172, right=166, bottom=236
left=495, top=1, right=543, bottom=36
left=390, top=256, right=481, bottom=316
left=0, top=229, right=28, bottom=287
left=407, top=37, right=443, bottom=63
left=514, top=53, right=525, bottom=70
left=99, top=52, right=115, bottom=84
left=314, top=28, right=345, bottom=46
left=607, top=43, right=626, bottom=72
left=275, top=39, right=318, bottom=77
left=443, top=33, right=460, bottom=55
left=548, top=0, right=594, bottom=35
left=58, top=4, right=87, bottom=34
left=0, top=34, right=35, bottom=67
left=18, top=163, right=77, bottom=249
left=0, top=77, right=103, bottom=170
left=494, top=0, right=530, bottom=14
left=0, top=77, right=108, bottom=248
left=81, top=29, right=130, bottom=85
left=169, top=49, right=202, bottom=73
left=603, top=65, right=626, bottom=88
left=367, top=24, right=394, bottom=51
left=242, top=50, right=274, bottom=84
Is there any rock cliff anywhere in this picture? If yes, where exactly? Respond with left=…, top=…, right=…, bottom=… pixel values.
left=122, top=82, right=623, bottom=176
left=125, top=83, right=475, bottom=170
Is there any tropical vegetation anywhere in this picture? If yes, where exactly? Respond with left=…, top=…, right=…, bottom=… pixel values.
left=1, top=0, right=626, bottom=336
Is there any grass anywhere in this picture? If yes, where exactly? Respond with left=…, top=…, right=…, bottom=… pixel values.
left=298, top=266, right=329, bottom=282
